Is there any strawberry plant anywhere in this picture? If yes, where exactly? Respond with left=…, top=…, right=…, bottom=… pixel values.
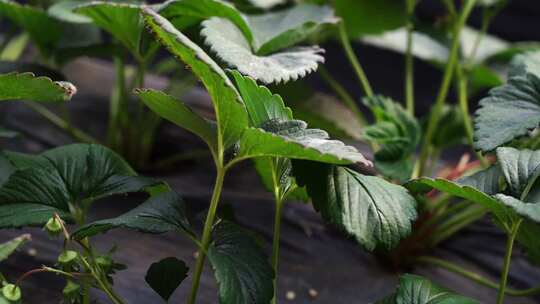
left=0, top=0, right=540, bottom=303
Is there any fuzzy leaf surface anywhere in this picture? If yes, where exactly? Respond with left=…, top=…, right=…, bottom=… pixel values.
left=208, top=221, right=274, bottom=304
left=142, top=8, right=248, bottom=150
left=295, top=163, right=417, bottom=250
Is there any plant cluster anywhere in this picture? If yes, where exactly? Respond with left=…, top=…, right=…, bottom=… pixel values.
left=0, top=0, right=539, bottom=303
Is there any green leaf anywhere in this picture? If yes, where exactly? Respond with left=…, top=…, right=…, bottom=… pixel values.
left=236, top=119, right=372, bottom=166
left=496, top=147, right=540, bottom=199
left=142, top=8, right=248, bottom=150
left=335, top=0, right=406, bottom=37
left=362, top=95, right=420, bottom=181
left=72, top=191, right=191, bottom=239
left=135, top=89, right=217, bottom=151
left=158, top=0, right=252, bottom=41
left=0, top=0, right=62, bottom=52
left=294, top=163, right=417, bottom=250
left=252, top=157, right=309, bottom=202
left=0, top=72, right=76, bottom=102
left=430, top=105, right=467, bottom=149
left=75, top=2, right=143, bottom=58
left=208, top=221, right=274, bottom=304
left=474, top=51, right=540, bottom=151
left=495, top=194, right=540, bottom=223
left=457, top=165, right=503, bottom=196
left=405, top=176, right=512, bottom=225
left=48, top=1, right=92, bottom=24
left=378, top=274, right=479, bottom=304
left=0, top=144, right=161, bottom=228
left=145, top=257, right=188, bottom=302
left=515, top=220, right=540, bottom=265
left=201, top=17, right=325, bottom=84
left=0, top=234, right=30, bottom=262
left=246, top=0, right=286, bottom=9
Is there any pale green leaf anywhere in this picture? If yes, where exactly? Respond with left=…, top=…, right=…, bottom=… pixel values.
left=246, top=0, right=286, bottom=9
left=135, top=89, right=217, bottom=152
left=378, top=274, right=479, bottom=304
left=142, top=8, right=248, bottom=150
left=0, top=234, right=30, bottom=262
left=201, top=17, right=325, bottom=84
left=0, top=72, right=76, bottom=102
left=295, top=163, right=417, bottom=250
left=48, top=1, right=92, bottom=24
left=474, top=51, right=540, bottom=151
left=236, top=119, right=371, bottom=166
left=72, top=191, right=191, bottom=239
left=208, top=221, right=274, bottom=304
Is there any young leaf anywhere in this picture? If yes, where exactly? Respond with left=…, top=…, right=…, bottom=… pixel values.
left=378, top=274, right=479, bottom=304
left=0, top=234, right=30, bottom=262
left=135, top=89, right=217, bottom=152
left=202, top=17, right=325, bottom=84
left=145, top=257, right=188, bottom=302
left=294, top=162, right=417, bottom=250
left=208, top=221, right=274, bottom=304
left=0, top=144, right=161, bottom=228
left=72, top=191, right=191, bottom=239
left=74, top=2, right=143, bottom=59
left=236, top=119, right=371, bottom=166
left=474, top=51, right=540, bottom=151
left=0, top=72, right=76, bottom=102
left=142, top=8, right=248, bottom=150
left=0, top=0, right=62, bottom=52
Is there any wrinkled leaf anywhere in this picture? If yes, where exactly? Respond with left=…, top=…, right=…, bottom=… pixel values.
left=0, top=72, right=76, bottom=102
left=0, top=234, right=30, bottom=262
left=496, top=147, right=540, bottom=199
left=474, top=51, right=540, bottom=151
left=145, top=257, right=188, bottom=302
left=136, top=89, right=217, bottom=151
left=208, top=221, right=274, bottom=304
left=72, top=191, right=191, bottom=239
left=295, top=163, right=417, bottom=250
left=142, top=8, right=248, bottom=150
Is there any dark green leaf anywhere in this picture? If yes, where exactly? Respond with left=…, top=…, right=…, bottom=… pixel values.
left=474, top=51, right=540, bottom=151
left=496, top=147, right=540, bottom=199
left=295, top=163, right=417, bottom=250
left=136, top=89, right=217, bottom=151
left=72, top=191, right=191, bottom=239
left=0, top=234, right=30, bottom=262
left=378, top=274, right=479, bottom=304
left=0, top=72, right=76, bottom=102
left=208, top=221, right=274, bottom=304
left=145, top=256, right=188, bottom=302
left=142, top=8, right=248, bottom=150
left=516, top=220, right=540, bottom=265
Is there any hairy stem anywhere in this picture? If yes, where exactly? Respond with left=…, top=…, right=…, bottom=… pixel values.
left=497, top=220, right=522, bottom=304
left=188, top=168, right=226, bottom=304
left=416, top=256, right=540, bottom=296
left=338, top=22, right=373, bottom=97
left=414, top=0, right=477, bottom=178
left=25, top=102, right=98, bottom=144
left=318, top=66, right=367, bottom=126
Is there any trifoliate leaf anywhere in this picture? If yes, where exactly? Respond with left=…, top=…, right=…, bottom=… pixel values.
left=136, top=89, right=217, bottom=152
left=0, top=234, right=30, bottom=262
left=0, top=72, right=76, bottom=102
left=294, top=162, right=417, bottom=250
left=236, top=119, right=371, bottom=166
left=0, top=144, right=161, bottom=228
left=145, top=257, right=188, bottom=302
left=208, top=221, right=274, bottom=304
left=72, top=191, right=191, bottom=239
left=378, top=274, right=479, bottom=304
left=474, top=51, right=540, bottom=151
left=142, top=8, right=248, bottom=150
left=202, top=17, right=325, bottom=84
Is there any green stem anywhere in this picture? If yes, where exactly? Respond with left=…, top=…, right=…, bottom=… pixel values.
left=414, top=0, right=477, bottom=178
left=271, top=197, right=284, bottom=304
left=108, top=57, right=127, bottom=149
left=404, top=11, right=415, bottom=114
left=25, top=102, right=98, bottom=144
left=318, top=65, right=367, bottom=126
left=188, top=168, right=226, bottom=304
left=338, top=22, right=373, bottom=97
left=416, top=256, right=540, bottom=297
left=497, top=219, right=522, bottom=304
left=79, top=256, right=124, bottom=304
left=428, top=205, right=487, bottom=246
